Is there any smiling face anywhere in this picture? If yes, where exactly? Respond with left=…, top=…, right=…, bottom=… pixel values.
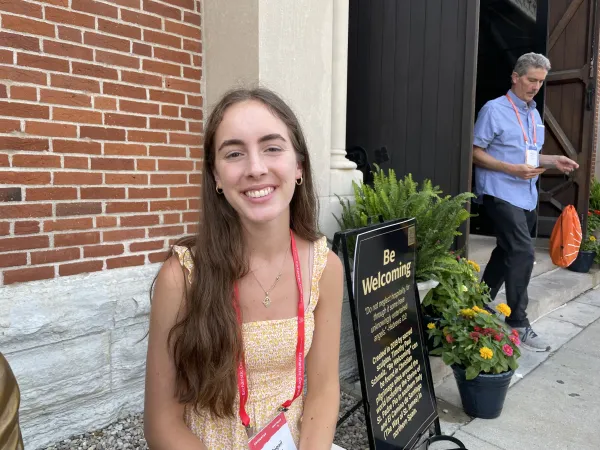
left=511, top=67, right=547, bottom=103
left=213, top=100, right=303, bottom=226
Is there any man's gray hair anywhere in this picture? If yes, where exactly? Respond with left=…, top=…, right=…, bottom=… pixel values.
left=513, top=52, right=551, bottom=76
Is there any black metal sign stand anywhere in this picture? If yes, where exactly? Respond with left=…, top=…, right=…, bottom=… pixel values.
left=332, top=218, right=450, bottom=450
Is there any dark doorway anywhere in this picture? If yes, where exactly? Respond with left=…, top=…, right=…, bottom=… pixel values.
left=470, top=0, right=599, bottom=237
left=470, top=0, right=548, bottom=236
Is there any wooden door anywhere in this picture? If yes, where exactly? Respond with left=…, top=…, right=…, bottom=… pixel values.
left=538, top=0, right=599, bottom=236
left=346, top=0, right=480, bottom=249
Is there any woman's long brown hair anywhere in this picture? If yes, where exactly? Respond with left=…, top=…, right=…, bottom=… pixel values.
left=167, top=88, right=321, bottom=418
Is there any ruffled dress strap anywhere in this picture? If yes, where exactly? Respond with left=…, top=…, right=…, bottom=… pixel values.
left=308, top=236, right=329, bottom=313
left=172, top=245, right=194, bottom=284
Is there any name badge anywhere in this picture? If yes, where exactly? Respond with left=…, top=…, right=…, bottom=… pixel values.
left=248, top=413, right=297, bottom=450
left=526, top=143, right=539, bottom=168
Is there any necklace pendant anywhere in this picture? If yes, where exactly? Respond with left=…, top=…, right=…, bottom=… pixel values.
left=262, top=296, right=271, bottom=308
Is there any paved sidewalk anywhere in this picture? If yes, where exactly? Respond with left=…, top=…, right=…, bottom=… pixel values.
left=437, top=287, right=600, bottom=450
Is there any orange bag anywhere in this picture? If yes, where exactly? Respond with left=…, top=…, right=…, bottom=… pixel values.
left=549, top=205, right=582, bottom=267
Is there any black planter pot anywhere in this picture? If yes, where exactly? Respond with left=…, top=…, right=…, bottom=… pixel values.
left=567, top=250, right=596, bottom=273
left=452, top=365, right=513, bottom=419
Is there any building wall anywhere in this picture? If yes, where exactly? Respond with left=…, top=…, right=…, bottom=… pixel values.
left=0, top=0, right=203, bottom=287
left=0, top=1, right=203, bottom=447
left=593, top=33, right=600, bottom=180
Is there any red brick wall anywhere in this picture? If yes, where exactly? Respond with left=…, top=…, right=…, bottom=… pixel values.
left=0, top=0, right=203, bottom=286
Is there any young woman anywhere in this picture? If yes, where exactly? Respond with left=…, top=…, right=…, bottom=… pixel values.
left=144, top=88, right=343, bottom=449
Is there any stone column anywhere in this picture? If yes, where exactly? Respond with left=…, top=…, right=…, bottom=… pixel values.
left=205, top=0, right=333, bottom=212
left=204, top=0, right=363, bottom=382
left=320, top=0, right=363, bottom=239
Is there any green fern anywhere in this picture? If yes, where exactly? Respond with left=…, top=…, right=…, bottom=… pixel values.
left=334, top=167, right=475, bottom=281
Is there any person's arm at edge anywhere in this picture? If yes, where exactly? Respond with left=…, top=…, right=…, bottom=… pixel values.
left=298, top=250, right=344, bottom=450
left=144, top=256, right=208, bottom=450
left=539, top=154, right=579, bottom=172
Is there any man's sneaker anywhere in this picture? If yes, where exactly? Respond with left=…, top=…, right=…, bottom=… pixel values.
left=514, top=326, right=551, bottom=352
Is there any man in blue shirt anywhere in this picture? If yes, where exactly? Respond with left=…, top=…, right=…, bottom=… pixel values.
left=473, top=53, right=579, bottom=352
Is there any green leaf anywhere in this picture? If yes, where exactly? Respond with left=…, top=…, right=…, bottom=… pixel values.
left=466, top=366, right=480, bottom=380
left=442, top=352, right=454, bottom=366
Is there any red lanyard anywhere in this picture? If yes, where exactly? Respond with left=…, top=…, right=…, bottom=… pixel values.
left=506, top=94, right=537, bottom=146
left=233, top=230, right=305, bottom=431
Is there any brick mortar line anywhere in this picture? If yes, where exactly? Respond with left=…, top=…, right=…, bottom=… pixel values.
left=0, top=24, right=203, bottom=55
left=0, top=166, right=201, bottom=172
left=0, top=153, right=203, bottom=160
left=1, top=219, right=198, bottom=229
left=10, top=45, right=202, bottom=69
left=44, top=0, right=201, bottom=17
left=0, top=73, right=204, bottom=106
left=0, top=68, right=202, bottom=95
left=3, top=5, right=203, bottom=39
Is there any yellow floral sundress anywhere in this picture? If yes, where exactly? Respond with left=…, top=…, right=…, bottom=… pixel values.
left=172, top=236, right=329, bottom=449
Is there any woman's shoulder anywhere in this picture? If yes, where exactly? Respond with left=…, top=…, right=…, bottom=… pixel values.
left=151, top=255, right=189, bottom=321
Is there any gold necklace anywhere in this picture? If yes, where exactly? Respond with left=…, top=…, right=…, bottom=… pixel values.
left=251, top=247, right=289, bottom=308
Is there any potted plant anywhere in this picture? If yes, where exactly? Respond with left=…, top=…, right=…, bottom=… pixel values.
left=422, top=255, right=489, bottom=317
left=335, top=168, right=474, bottom=284
left=567, top=234, right=598, bottom=273
left=427, top=303, right=521, bottom=419
left=587, top=178, right=600, bottom=239
left=420, top=256, right=491, bottom=351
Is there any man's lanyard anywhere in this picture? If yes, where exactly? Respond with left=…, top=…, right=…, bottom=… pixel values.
left=233, top=230, right=305, bottom=433
left=506, top=94, right=537, bottom=146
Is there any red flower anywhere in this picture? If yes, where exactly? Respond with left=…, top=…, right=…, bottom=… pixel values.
left=511, top=329, right=519, bottom=337
left=474, top=326, right=483, bottom=332
left=469, top=331, right=481, bottom=342
left=595, top=210, right=600, bottom=215
left=494, top=333, right=504, bottom=341
left=445, top=334, right=455, bottom=344
left=589, top=211, right=593, bottom=217
left=483, top=328, right=495, bottom=335
left=502, top=344, right=514, bottom=356
left=509, top=335, right=521, bottom=346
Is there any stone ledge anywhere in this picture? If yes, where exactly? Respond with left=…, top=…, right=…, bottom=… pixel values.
left=0, top=264, right=157, bottom=449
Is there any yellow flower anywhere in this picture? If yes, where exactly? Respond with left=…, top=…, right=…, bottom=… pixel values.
left=496, top=303, right=512, bottom=317
left=590, top=236, right=597, bottom=242
left=467, top=260, right=481, bottom=272
left=460, top=308, right=476, bottom=318
left=427, top=323, right=436, bottom=330
left=472, top=305, right=491, bottom=315
left=480, top=347, right=493, bottom=360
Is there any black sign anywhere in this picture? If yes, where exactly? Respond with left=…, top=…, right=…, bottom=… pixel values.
left=334, top=219, right=439, bottom=450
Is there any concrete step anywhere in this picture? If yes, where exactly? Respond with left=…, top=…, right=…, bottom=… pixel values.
left=492, top=267, right=600, bottom=323
left=471, top=235, right=557, bottom=280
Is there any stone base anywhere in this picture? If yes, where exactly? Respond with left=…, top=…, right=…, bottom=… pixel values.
left=0, top=264, right=158, bottom=449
